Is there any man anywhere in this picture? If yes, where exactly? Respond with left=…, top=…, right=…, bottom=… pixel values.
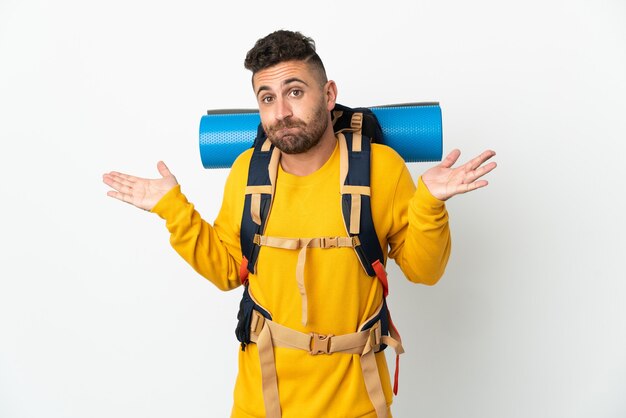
left=103, top=30, right=496, bottom=418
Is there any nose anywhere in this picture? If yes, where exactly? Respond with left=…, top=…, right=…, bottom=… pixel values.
left=274, top=97, right=293, bottom=121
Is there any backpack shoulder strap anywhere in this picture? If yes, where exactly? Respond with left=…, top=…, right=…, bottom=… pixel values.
left=333, top=105, right=387, bottom=295
left=337, top=126, right=386, bottom=283
left=240, top=137, right=280, bottom=280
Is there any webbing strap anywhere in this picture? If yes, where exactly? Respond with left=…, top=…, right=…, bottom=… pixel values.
left=361, top=348, right=388, bottom=418
left=245, top=185, right=273, bottom=194
left=351, top=194, right=361, bottom=234
left=261, top=138, right=272, bottom=152
left=251, top=146, right=280, bottom=227
left=296, top=238, right=313, bottom=326
left=268, top=146, right=280, bottom=188
left=351, top=112, right=363, bottom=152
left=342, top=185, right=371, bottom=195
left=338, top=132, right=349, bottom=195
left=250, top=311, right=403, bottom=418
left=332, top=110, right=344, bottom=126
left=387, top=311, right=404, bottom=395
left=251, top=193, right=262, bottom=225
left=372, top=260, right=389, bottom=298
left=255, top=235, right=356, bottom=250
left=255, top=234, right=357, bottom=326
left=257, top=322, right=282, bottom=417
left=250, top=313, right=376, bottom=354
left=239, top=256, right=249, bottom=284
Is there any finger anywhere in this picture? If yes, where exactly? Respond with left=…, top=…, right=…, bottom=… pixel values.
left=102, top=174, right=119, bottom=189
left=465, top=161, right=497, bottom=183
left=456, top=179, right=489, bottom=195
left=439, top=149, right=461, bottom=169
left=102, top=174, right=122, bottom=191
left=103, top=173, right=136, bottom=189
left=104, top=171, right=138, bottom=183
left=468, top=150, right=496, bottom=171
left=157, top=161, right=172, bottom=178
left=113, top=172, right=138, bottom=183
left=103, top=175, right=134, bottom=195
left=106, top=190, right=132, bottom=204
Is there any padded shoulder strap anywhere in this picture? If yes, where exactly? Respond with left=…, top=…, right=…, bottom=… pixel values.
left=241, top=138, right=280, bottom=275
left=338, top=129, right=385, bottom=278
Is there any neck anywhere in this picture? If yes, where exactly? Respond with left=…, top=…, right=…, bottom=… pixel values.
left=279, top=128, right=337, bottom=176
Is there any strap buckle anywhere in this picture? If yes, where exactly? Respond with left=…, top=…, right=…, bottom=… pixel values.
left=350, top=112, right=363, bottom=130
left=250, top=310, right=266, bottom=336
left=368, top=322, right=382, bottom=349
left=310, top=332, right=334, bottom=355
left=320, top=237, right=338, bottom=248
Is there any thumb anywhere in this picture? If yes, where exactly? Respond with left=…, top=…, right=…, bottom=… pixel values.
left=156, top=161, right=172, bottom=178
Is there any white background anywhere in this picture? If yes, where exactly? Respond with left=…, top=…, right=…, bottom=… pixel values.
left=1, top=0, right=625, bottom=417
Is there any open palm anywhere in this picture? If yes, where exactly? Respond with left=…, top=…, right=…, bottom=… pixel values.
left=102, top=161, right=178, bottom=211
left=422, top=149, right=497, bottom=201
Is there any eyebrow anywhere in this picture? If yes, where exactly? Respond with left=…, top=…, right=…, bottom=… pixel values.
left=256, top=77, right=309, bottom=97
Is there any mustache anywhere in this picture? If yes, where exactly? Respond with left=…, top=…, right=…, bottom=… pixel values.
left=265, top=118, right=306, bottom=134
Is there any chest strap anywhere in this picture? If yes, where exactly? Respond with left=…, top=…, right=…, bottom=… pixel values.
left=249, top=309, right=404, bottom=418
left=254, top=234, right=359, bottom=326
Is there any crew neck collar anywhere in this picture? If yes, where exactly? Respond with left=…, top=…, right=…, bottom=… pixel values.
left=277, top=138, right=340, bottom=186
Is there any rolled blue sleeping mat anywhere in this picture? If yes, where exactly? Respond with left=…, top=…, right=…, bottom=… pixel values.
left=199, top=102, right=442, bottom=168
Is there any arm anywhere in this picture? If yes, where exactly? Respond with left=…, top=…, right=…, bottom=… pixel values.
left=387, top=172, right=451, bottom=285
left=150, top=185, right=242, bottom=291
left=387, top=149, right=496, bottom=285
left=102, top=161, right=243, bottom=291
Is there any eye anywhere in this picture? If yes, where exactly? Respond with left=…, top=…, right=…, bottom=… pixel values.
left=289, top=89, right=303, bottom=98
left=260, top=95, right=274, bottom=104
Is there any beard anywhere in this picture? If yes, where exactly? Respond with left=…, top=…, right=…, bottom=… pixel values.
left=264, top=100, right=329, bottom=155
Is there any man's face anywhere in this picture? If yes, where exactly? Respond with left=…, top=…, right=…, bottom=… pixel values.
left=252, top=60, right=331, bottom=154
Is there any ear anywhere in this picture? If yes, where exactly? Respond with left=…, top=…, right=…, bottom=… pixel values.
left=324, top=80, right=338, bottom=111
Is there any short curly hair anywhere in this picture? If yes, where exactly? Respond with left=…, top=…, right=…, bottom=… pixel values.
left=244, top=30, right=327, bottom=83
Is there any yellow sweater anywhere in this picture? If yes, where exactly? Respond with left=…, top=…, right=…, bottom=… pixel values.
left=152, top=140, right=451, bottom=418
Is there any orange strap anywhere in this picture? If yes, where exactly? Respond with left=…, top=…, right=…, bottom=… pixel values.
left=239, top=256, right=249, bottom=286
left=371, top=260, right=402, bottom=394
left=371, top=260, right=389, bottom=298
left=387, top=311, right=403, bottom=395
left=394, top=354, right=400, bottom=396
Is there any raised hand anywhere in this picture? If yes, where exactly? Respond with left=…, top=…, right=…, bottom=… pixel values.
left=102, top=161, right=178, bottom=211
left=421, top=149, right=497, bottom=201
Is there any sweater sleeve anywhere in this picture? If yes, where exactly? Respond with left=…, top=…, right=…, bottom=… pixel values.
left=387, top=171, right=451, bottom=286
left=150, top=153, right=251, bottom=291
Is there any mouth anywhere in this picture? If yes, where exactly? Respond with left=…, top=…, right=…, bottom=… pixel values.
left=275, top=127, right=300, bottom=138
